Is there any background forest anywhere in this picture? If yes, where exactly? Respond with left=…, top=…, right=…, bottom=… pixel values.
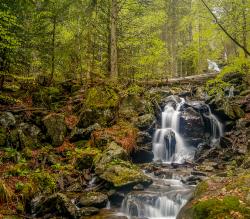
left=1, top=0, right=250, bottom=87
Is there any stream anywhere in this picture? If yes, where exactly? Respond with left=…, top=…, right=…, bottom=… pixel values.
left=90, top=95, right=223, bottom=219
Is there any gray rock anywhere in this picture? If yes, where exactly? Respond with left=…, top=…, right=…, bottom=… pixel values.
left=0, top=112, right=16, bottom=128
left=78, top=192, right=108, bottom=208
left=43, top=113, right=67, bottom=146
left=135, top=114, right=155, bottom=130
left=31, top=193, right=77, bottom=218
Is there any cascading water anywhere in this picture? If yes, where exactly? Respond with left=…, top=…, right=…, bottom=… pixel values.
left=153, top=97, right=190, bottom=163
left=204, top=104, right=223, bottom=144
left=119, top=96, right=223, bottom=219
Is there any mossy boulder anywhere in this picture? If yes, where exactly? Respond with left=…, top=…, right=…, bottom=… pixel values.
left=178, top=172, right=250, bottom=219
left=78, top=192, right=108, bottom=208
left=221, top=101, right=245, bottom=119
left=94, top=142, right=151, bottom=187
left=43, top=113, right=67, bottom=146
left=94, top=142, right=129, bottom=173
left=135, top=113, right=155, bottom=130
left=31, top=193, right=81, bottom=218
left=0, top=112, right=16, bottom=128
left=98, top=160, right=152, bottom=187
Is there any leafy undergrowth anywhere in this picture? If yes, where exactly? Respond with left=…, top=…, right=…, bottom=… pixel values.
left=91, top=120, right=138, bottom=153
left=190, top=170, right=250, bottom=219
left=206, top=57, right=250, bottom=96
left=0, top=141, right=101, bottom=216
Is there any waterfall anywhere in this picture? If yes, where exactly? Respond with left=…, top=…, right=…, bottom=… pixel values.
left=153, top=97, right=189, bottom=163
left=121, top=185, right=192, bottom=219
left=228, top=86, right=234, bottom=98
left=205, top=105, right=223, bottom=143
left=207, top=59, right=220, bottom=72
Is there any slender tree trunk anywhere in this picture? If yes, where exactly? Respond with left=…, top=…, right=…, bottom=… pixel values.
left=110, top=0, right=118, bottom=79
left=242, top=0, right=248, bottom=58
left=51, top=16, right=56, bottom=83
left=0, top=75, right=4, bottom=91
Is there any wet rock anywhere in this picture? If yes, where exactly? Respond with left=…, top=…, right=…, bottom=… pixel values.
left=136, top=131, right=152, bottom=146
left=0, top=112, right=16, bottom=128
left=131, top=149, right=154, bottom=163
left=133, top=184, right=144, bottom=191
left=43, top=113, right=67, bottom=146
left=77, top=207, right=99, bottom=217
left=220, top=136, right=232, bottom=148
left=194, top=143, right=210, bottom=162
left=78, top=192, right=108, bottom=208
left=180, top=107, right=205, bottom=140
left=135, top=114, right=155, bottom=130
left=31, top=193, right=77, bottom=218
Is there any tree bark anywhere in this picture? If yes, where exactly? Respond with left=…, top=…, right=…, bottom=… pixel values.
left=200, top=0, right=250, bottom=57
left=242, top=0, right=248, bottom=58
left=110, top=0, right=118, bottom=79
left=50, top=16, right=56, bottom=83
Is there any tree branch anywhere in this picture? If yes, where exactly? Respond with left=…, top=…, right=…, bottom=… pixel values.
left=200, top=0, right=250, bottom=57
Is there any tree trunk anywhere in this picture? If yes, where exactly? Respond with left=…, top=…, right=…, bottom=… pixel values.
left=0, top=75, right=4, bottom=91
left=242, top=0, right=248, bottom=58
left=50, top=16, right=56, bottom=83
left=110, top=0, right=118, bottom=79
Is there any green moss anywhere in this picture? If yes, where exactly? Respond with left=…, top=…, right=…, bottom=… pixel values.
left=205, top=57, right=250, bottom=96
left=31, top=171, right=57, bottom=194
left=194, top=181, right=209, bottom=197
left=85, top=86, right=119, bottom=109
left=0, top=94, right=21, bottom=105
left=193, top=196, right=250, bottom=219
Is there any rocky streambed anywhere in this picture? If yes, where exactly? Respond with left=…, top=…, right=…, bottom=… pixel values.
left=0, top=71, right=250, bottom=219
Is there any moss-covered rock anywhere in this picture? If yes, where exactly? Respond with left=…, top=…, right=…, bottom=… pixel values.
left=178, top=171, right=250, bottom=219
left=99, top=160, right=152, bottom=187
left=94, top=142, right=151, bottom=187
left=78, top=192, right=108, bottom=208
left=0, top=112, right=16, bottom=128
left=43, top=113, right=67, bottom=146
left=135, top=113, right=155, bottom=130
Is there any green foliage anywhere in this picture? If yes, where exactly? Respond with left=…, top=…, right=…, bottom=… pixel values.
left=85, top=86, right=119, bottom=109
left=193, top=196, right=250, bottom=219
left=206, top=58, right=250, bottom=96
left=32, top=171, right=57, bottom=194
left=0, top=94, right=21, bottom=105
left=126, top=84, right=145, bottom=95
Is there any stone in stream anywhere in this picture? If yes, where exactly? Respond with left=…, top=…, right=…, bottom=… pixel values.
left=94, top=142, right=152, bottom=187
left=78, top=192, right=108, bottom=208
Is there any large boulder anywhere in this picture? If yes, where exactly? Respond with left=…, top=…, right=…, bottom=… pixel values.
left=94, top=142, right=129, bottom=174
left=94, top=142, right=152, bottom=187
left=78, top=192, right=108, bottom=208
left=180, top=107, right=205, bottom=140
left=31, top=193, right=78, bottom=218
left=7, top=123, right=42, bottom=149
left=135, top=114, right=156, bottom=131
left=0, top=112, right=16, bottom=128
left=43, top=113, right=67, bottom=146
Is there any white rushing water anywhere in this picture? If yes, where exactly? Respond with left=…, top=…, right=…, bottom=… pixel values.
left=205, top=104, right=223, bottom=144
left=152, top=97, right=190, bottom=163
left=120, top=178, right=193, bottom=219
left=120, top=97, right=223, bottom=219
left=207, top=59, right=220, bottom=72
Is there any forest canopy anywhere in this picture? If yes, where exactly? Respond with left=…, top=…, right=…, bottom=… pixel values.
left=0, top=0, right=249, bottom=87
